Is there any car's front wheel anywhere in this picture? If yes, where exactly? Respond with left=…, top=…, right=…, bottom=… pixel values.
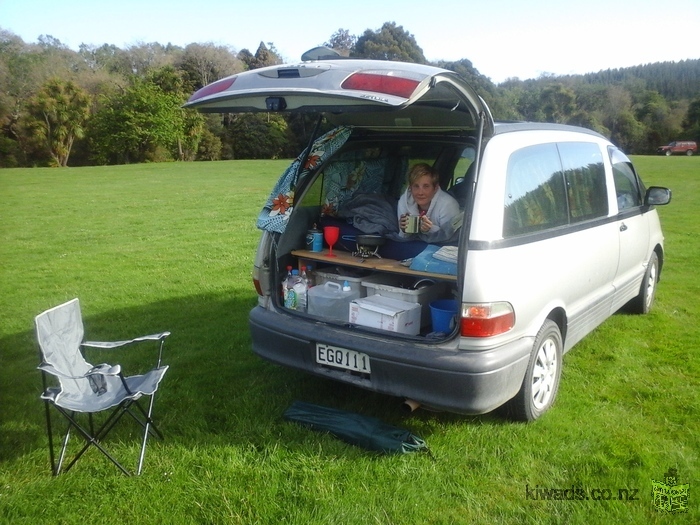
left=687, top=150, right=694, bottom=156
left=506, top=319, right=562, bottom=421
left=665, top=150, right=672, bottom=156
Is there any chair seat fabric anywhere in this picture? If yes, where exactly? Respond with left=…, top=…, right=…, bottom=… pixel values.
left=48, top=366, right=168, bottom=412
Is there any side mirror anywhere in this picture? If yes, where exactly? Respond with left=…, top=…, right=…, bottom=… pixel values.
left=645, top=186, right=672, bottom=206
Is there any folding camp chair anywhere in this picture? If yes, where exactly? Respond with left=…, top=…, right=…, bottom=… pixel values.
left=35, top=298, right=169, bottom=475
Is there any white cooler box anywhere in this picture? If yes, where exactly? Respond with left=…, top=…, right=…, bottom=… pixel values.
left=349, top=295, right=421, bottom=335
left=361, top=275, right=446, bottom=327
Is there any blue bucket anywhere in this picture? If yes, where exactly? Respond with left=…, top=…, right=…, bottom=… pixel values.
left=429, top=299, right=459, bottom=333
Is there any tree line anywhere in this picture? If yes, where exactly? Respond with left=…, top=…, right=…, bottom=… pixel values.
left=1, top=23, right=699, bottom=168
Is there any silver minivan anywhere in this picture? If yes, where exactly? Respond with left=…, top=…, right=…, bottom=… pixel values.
left=186, top=53, right=671, bottom=420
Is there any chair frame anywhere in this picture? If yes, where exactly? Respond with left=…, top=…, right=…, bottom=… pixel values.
left=36, top=299, right=169, bottom=476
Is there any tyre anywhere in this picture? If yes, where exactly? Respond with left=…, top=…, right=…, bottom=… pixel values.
left=506, top=320, right=562, bottom=421
left=687, top=150, right=694, bottom=156
left=626, top=252, right=659, bottom=314
left=665, top=150, right=672, bottom=156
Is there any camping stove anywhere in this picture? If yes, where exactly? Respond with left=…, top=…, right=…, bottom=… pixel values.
left=353, top=244, right=382, bottom=259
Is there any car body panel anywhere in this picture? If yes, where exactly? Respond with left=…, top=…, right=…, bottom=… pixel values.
left=249, top=304, right=532, bottom=414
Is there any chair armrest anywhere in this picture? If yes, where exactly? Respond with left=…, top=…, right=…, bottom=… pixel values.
left=83, top=331, right=170, bottom=349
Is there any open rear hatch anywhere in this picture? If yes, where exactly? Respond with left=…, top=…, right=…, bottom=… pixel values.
left=184, top=58, right=493, bottom=134
left=187, top=56, right=493, bottom=338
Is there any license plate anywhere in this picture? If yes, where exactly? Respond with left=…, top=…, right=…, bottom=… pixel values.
left=316, top=344, right=371, bottom=374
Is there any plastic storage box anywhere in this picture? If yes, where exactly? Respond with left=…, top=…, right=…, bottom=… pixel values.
left=308, top=282, right=360, bottom=322
left=361, top=274, right=446, bottom=327
left=313, top=268, right=370, bottom=298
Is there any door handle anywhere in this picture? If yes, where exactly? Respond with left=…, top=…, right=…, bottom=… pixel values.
left=620, top=222, right=628, bottom=232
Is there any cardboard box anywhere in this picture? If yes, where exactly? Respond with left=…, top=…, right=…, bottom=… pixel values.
left=349, top=295, right=421, bottom=335
left=361, top=275, right=446, bottom=327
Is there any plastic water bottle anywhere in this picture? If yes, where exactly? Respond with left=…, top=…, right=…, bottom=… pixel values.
left=294, top=269, right=308, bottom=312
left=282, top=265, right=293, bottom=305
left=305, top=265, right=315, bottom=288
left=284, top=269, right=299, bottom=309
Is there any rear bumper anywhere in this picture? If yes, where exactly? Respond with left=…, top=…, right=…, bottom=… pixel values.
left=249, top=305, right=532, bottom=415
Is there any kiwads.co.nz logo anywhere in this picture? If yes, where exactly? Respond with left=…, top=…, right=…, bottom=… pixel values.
left=652, top=468, right=689, bottom=513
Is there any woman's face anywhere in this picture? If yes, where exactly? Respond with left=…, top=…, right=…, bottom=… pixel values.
left=410, top=175, right=438, bottom=210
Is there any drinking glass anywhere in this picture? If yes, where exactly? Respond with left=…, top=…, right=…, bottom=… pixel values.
left=323, top=226, right=340, bottom=257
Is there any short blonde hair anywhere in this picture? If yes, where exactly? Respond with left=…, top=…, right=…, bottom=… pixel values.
left=408, top=163, right=439, bottom=186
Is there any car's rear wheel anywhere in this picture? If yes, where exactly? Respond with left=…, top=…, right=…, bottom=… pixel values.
left=687, top=150, right=694, bottom=156
left=506, top=320, right=562, bottom=421
left=627, top=251, right=659, bottom=314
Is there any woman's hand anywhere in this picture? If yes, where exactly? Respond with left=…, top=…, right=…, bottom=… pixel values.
left=420, top=215, right=432, bottom=232
left=399, top=213, right=408, bottom=232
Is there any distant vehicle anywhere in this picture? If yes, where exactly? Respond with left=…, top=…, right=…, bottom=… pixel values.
left=657, top=141, right=697, bottom=156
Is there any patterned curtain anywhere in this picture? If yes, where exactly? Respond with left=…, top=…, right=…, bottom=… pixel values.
left=256, top=126, right=352, bottom=233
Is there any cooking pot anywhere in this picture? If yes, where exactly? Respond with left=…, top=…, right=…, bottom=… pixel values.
left=355, top=234, right=385, bottom=248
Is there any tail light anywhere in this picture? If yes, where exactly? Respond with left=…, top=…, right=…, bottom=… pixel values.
left=253, top=277, right=264, bottom=297
left=460, top=302, right=515, bottom=337
left=187, top=77, right=236, bottom=103
left=341, top=72, right=420, bottom=99
left=252, top=264, right=264, bottom=297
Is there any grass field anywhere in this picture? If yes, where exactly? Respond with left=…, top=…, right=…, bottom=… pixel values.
left=0, top=156, right=698, bottom=524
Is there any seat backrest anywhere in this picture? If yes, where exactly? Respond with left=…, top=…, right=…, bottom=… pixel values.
left=35, top=298, right=93, bottom=396
left=448, top=161, right=477, bottom=208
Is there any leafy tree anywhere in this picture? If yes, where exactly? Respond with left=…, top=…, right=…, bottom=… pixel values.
left=238, top=42, right=282, bottom=70
left=3, top=24, right=700, bottom=164
left=352, top=22, right=426, bottom=63
left=177, top=43, right=243, bottom=92
left=222, top=113, right=293, bottom=159
left=682, top=97, right=700, bottom=141
left=539, top=84, right=577, bottom=123
left=325, top=29, right=355, bottom=57
left=89, top=78, right=181, bottom=164
left=634, top=90, right=681, bottom=152
left=121, top=42, right=179, bottom=77
left=78, top=43, right=129, bottom=76
left=88, top=66, right=204, bottom=163
left=25, top=78, right=90, bottom=166
left=196, top=122, right=223, bottom=161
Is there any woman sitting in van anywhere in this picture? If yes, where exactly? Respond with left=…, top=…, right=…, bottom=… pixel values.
left=398, top=163, right=461, bottom=243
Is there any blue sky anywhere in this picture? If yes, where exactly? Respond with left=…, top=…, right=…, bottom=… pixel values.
left=2, top=0, right=698, bottom=83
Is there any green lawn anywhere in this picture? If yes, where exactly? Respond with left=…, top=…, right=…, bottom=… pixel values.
left=0, top=156, right=697, bottom=524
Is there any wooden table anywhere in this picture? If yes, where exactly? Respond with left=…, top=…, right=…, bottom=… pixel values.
left=291, top=249, right=457, bottom=281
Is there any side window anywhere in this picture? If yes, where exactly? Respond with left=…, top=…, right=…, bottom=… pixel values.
left=558, top=142, right=608, bottom=222
left=504, top=143, right=568, bottom=237
left=451, top=146, right=476, bottom=187
left=609, top=147, right=643, bottom=211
